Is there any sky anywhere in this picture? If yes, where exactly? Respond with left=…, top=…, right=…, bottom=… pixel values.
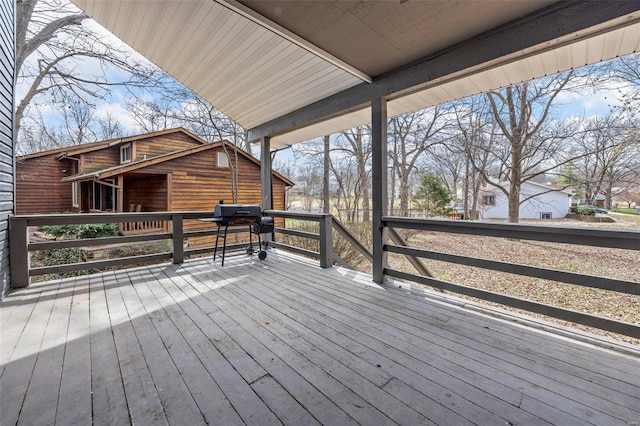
left=17, top=0, right=638, bottom=164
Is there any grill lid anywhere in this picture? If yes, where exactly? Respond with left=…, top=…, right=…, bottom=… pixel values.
left=214, top=204, right=262, bottom=219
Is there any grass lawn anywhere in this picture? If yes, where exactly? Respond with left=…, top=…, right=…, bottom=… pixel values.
left=613, top=207, right=640, bottom=215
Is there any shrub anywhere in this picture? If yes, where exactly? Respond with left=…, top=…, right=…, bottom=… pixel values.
left=78, top=224, right=118, bottom=238
left=39, top=223, right=118, bottom=238
left=569, top=206, right=595, bottom=216
left=39, top=224, right=80, bottom=237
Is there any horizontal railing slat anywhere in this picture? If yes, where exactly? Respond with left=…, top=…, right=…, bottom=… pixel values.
left=29, top=233, right=172, bottom=251
left=268, top=241, right=319, bottom=260
left=264, top=209, right=325, bottom=220
left=385, top=268, right=640, bottom=339
left=385, top=244, right=640, bottom=295
left=17, top=211, right=217, bottom=226
left=29, top=252, right=173, bottom=276
left=274, top=227, right=320, bottom=240
left=184, top=229, right=221, bottom=238
left=383, top=216, right=640, bottom=250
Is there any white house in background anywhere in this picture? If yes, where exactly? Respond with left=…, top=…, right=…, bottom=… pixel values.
left=481, top=181, right=574, bottom=220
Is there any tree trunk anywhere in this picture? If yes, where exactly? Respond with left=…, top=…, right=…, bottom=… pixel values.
left=399, top=172, right=410, bottom=217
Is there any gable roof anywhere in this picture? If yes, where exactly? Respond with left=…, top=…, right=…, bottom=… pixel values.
left=486, top=180, right=574, bottom=195
left=17, top=128, right=207, bottom=161
left=61, top=139, right=294, bottom=187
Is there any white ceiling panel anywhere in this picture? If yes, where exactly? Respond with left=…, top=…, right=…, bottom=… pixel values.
left=73, top=0, right=364, bottom=130
left=270, top=20, right=640, bottom=148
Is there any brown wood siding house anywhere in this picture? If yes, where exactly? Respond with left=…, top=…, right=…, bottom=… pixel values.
left=16, top=128, right=293, bottom=246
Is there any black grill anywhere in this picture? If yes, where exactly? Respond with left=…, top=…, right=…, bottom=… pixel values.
left=214, top=204, right=262, bottom=225
left=212, top=204, right=270, bottom=265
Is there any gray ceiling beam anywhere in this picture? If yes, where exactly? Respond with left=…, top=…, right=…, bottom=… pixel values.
left=248, top=0, right=640, bottom=143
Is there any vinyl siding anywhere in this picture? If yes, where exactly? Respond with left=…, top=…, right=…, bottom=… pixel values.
left=0, top=0, right=14, bottom=297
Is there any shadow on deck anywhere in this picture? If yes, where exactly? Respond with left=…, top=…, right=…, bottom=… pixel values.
left=1, top=250, right=639, bottom=425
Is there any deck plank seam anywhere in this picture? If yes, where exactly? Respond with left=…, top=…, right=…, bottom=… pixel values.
left=240, top=256, right=632, bottom=426
left=199, top=258, right=539, bottom=425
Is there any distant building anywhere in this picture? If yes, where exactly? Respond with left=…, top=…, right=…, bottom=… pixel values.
left=480, top=181, right=573, bottom=220
left=16, top=128, right=293, bottom=246
left=16, top=128, right=293, bottom=216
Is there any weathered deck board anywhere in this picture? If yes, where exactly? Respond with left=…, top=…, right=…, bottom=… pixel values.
left=207, top=260, right=547, bottom=425
left=250, top=258, right=638, bottom=423
left=1, top=250, right=639, bottom=426
left=55, top=275, right=92, bottom=426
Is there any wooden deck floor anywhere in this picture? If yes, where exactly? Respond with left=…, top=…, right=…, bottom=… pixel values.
left=2, top=250, right=639, bottom=425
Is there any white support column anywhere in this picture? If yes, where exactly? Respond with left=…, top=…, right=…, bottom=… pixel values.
left=371, top=98, right=388, bottom=283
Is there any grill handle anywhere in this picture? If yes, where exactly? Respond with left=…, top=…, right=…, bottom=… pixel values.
left=235, top=210, right=251, bottom=216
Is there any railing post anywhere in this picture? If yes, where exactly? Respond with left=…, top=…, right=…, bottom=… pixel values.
left=172, top=213, right=184, bottom=264
left=371, top=97, right=388, bottom=283
left=319, top=214, right=333, bottom=268
left=9, top=217, right=29, bottom=288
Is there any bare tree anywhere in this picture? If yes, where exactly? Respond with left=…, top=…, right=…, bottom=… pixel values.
left=335, top=126, right=371, bottom=221
left=448, top=97, right=499, bottom=220
left=425, top=144, right=465, bottom=198
left=16, top=0, right=164, bottom=151
left=96, top=113, right=125, bottom=140
left=60, top=94, right=96, bottom=144
left=570, top=114, right=640, bottom=208
left=485, top=73, right=575, bottom=222
left=388, top=107, right=450, bottom=217
left=328, top=156, right=359, bottom=221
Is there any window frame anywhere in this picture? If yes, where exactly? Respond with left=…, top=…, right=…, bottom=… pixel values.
left=482, top=195, right=496, bottom=206
left=71, top=182, right=79, bottom=208
left=120, top=143, right=132, bottom=164
left=218, top=151, right=229, bottom=168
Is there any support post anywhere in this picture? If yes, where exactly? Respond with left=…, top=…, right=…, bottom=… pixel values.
left=9, top=217, right=29, bottom=288
left=116, top=175, right=124, bottom=213
left=371, top=97, right=388, bottom=283
left=323, top=135, right=330, bottom=214
left=172, top=213, right=184, bottom=264
left=260, top=136, right=272, bottom=211
left=261, top=136, right=273, bottom=243
left=319, top=214, right=333, bottom=268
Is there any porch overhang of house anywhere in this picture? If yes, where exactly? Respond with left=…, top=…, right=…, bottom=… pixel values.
left=67, top=0, right=640, bottom=281
left=70, top=1, right=640, bottom=147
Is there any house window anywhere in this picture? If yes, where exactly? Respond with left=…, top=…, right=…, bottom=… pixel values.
left=218, top=151, right=229, bottom=167
left=72, top=182, right=79, bottom=208
left=93, top=181, right=102, bottom=210
left=482, top=195, right=495, bottom=206
left=540, top=212, right=552, bottom=219
left=120, top=143, right=132, bottom=164
left=92, top=180, right=115, bottom=211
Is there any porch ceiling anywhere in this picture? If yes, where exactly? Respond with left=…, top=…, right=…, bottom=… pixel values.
left=71, top=1, right=640, bottom=148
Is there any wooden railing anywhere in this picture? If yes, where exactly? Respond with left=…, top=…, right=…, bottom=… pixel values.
left=264, top=210, right=431, bottom=275
left=119, top=219, right=167, bottom=234
left=11, top=211, right=639, bottom=338
left=9, top=211, right=227, bottom=288
left=382, top=216, right=640, bottom=339
left=263, top=210, right=334, bottom=268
